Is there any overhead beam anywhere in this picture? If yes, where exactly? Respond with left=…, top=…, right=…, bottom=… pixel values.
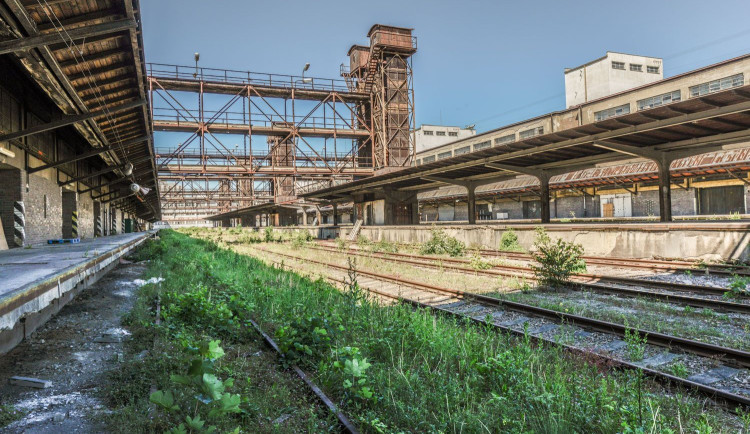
left=59, top=155, right=151, bottom=186
left=0, top=19, right=136, bottom=56
left=0, top=99, right=145, bottom=143
left=28, top=146, right=112, bottom=174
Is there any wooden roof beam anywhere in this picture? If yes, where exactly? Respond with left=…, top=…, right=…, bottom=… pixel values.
left=0, top=19, right=136, bottom=56
left=0, top=99, right=145, bottom=143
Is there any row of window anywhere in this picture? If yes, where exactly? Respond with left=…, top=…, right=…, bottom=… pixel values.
left=423, top=130, right=458, bottom=137
left=612, top=61, right=659, bottom=74
left=594, top=73, right=745, bottom=122
left=417, top=128, right=544, bottom=165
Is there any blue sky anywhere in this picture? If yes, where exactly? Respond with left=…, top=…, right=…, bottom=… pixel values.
left=141, top=0, right=750, bottom=133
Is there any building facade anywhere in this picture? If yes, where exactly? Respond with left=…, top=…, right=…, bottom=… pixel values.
left=414, top=124, right=476, bottom=154
left=415, top=53, right=750, bottom=222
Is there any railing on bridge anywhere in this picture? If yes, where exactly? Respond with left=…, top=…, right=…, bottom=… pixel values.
left=148, top=63, right=354, bottom=94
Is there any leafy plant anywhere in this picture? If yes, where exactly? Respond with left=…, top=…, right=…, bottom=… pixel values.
left=419, top=227, right=465, bottom=257
left=150, top=340, right=242, bottom=433
left=335, top=237, right=348, bottom=252
left=275, top=315, right=343, bottom=364
left=469, top=254, right=492, bottom=271
left=369, top=239, right=398, bottom=254
left=624, top=325, right=647, bottom=362
left=263, top=226, right=275, bottom=242
left=726, top=274, right=750, bottom=297
left=332, top=346, right=376, bottom=402
left=498, top=228, right=524, bottom=252
left=668, top=362, right=688, bottom=378
left=529, top=227, right=586, bottom=288
left=291, top=231, right=313, bottom=249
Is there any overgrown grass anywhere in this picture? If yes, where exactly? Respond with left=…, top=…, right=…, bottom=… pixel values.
left=110, top=229, right=741, bottom=432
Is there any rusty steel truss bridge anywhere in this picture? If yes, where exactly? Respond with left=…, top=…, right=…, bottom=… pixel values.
left=150, top=25, right=417, bottom=223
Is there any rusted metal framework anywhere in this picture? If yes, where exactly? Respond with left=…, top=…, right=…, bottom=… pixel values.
left=342, top=25, right=417, bottom=170
left=149, top=62, right=377, bottom=221
left=150, top=24, right=418, bottom=223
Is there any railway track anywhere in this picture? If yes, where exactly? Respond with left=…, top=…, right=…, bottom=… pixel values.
left=477, top=248, right=750, bottom=277
left=316, top=239, right=750, bottom=277
left=254, top=246, right=750, bottom=412
left=307, top=244, right=750, bottom=314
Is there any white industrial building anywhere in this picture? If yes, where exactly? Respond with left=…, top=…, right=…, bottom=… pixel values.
left=414, top=124, right=476, bottom=154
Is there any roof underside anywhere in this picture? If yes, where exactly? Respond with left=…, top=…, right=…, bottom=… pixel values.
left=1, top=0, right=160, bottom=220
left=303, top=84, right=750, bottom=200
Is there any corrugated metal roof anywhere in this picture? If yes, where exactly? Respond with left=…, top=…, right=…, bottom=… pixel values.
left=418, top=147, right=750, bottom=202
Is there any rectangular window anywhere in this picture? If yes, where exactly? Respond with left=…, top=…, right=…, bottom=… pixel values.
left=423, top=130, right=433, bottom=135
left=689, top=73, right=744, bottom=97
left=630, top=64, right=642, bottom=72
left=422, top=155, right=435, bottom=163
left=437, top=151, right=452, bottom=159
left=612, top=61, right=625, bottom=70
left=647, top=66, right=659, bottom=74
left=494, top=134, right=515, bottom=145
left=519, top=126, right=544, bottom=139
left=448, top=131, right=458, bottom=137
left=454, top=146, right=471, bottom=156
left=436, top=131, right=446, bottom=136
left=637, top=90, right=681, bottom=110
left=594, top=103, right=630, bottom=121
left=473, top=141, right=491, bottom=151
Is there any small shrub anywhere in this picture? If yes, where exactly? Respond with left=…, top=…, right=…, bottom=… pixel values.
left=291, top=231, right=313, bottom=249
left=469, top=254, right=493, bottom=271
left=263, top=226, right=275, bottom=242
left=335, top=237, right=348, bottom=252
left=726, top=274, right=750, bottom=297
left=369, top=239, right=398, bottom=254
left=419, top=227, right=465, bottom=257
left=498, top=228, right=524, bottom=252
left=624, top=324, right=647, bottom=362
left=668, top=362, right=688, bottom=378
left=356, top=235, right=372, bottom=248
left=529, top=227, right=586, bottom=288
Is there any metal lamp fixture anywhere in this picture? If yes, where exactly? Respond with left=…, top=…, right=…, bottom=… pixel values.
left=301, top=63, right=312, bottom=84
left=193, top=52, right=200, bottom=78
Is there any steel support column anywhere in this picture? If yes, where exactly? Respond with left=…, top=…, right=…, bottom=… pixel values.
left=467, top=184, right=476, bottom=225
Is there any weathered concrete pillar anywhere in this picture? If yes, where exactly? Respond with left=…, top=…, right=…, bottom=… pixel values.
left=467, top=184, right=476, bottom=224
left=656, top=157, right=673, bottom=222
left=315, top=206, right=322, bottom=226
left=539, top=174, right=551, bottom=224
left=332, top=203, right=338, bottom=225
left=301, top=208, right=308, bottom=226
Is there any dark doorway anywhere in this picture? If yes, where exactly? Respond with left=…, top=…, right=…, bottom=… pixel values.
left=392, top=202, right=413, bottom=225
left=697, top=186, right=745, bottom=215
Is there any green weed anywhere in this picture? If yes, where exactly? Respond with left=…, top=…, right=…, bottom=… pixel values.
left=530, top=227, right=586, bottom=288
left=419, top=227, right=465, bottom=257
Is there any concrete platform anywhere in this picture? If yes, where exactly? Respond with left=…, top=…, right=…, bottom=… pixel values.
left=271, top=222, right=750, bottom=261
left=0, top=232, right=151, bottom=354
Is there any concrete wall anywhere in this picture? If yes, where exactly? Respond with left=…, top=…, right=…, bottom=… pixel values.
left=78, top=194, right=94, bottom=240
left=357, top=223, right=750, bottom=261
left=24, top=172, right=62, bottom=245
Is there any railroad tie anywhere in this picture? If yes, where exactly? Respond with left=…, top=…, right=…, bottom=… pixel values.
left=13, top=201, right=25, bottom=247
